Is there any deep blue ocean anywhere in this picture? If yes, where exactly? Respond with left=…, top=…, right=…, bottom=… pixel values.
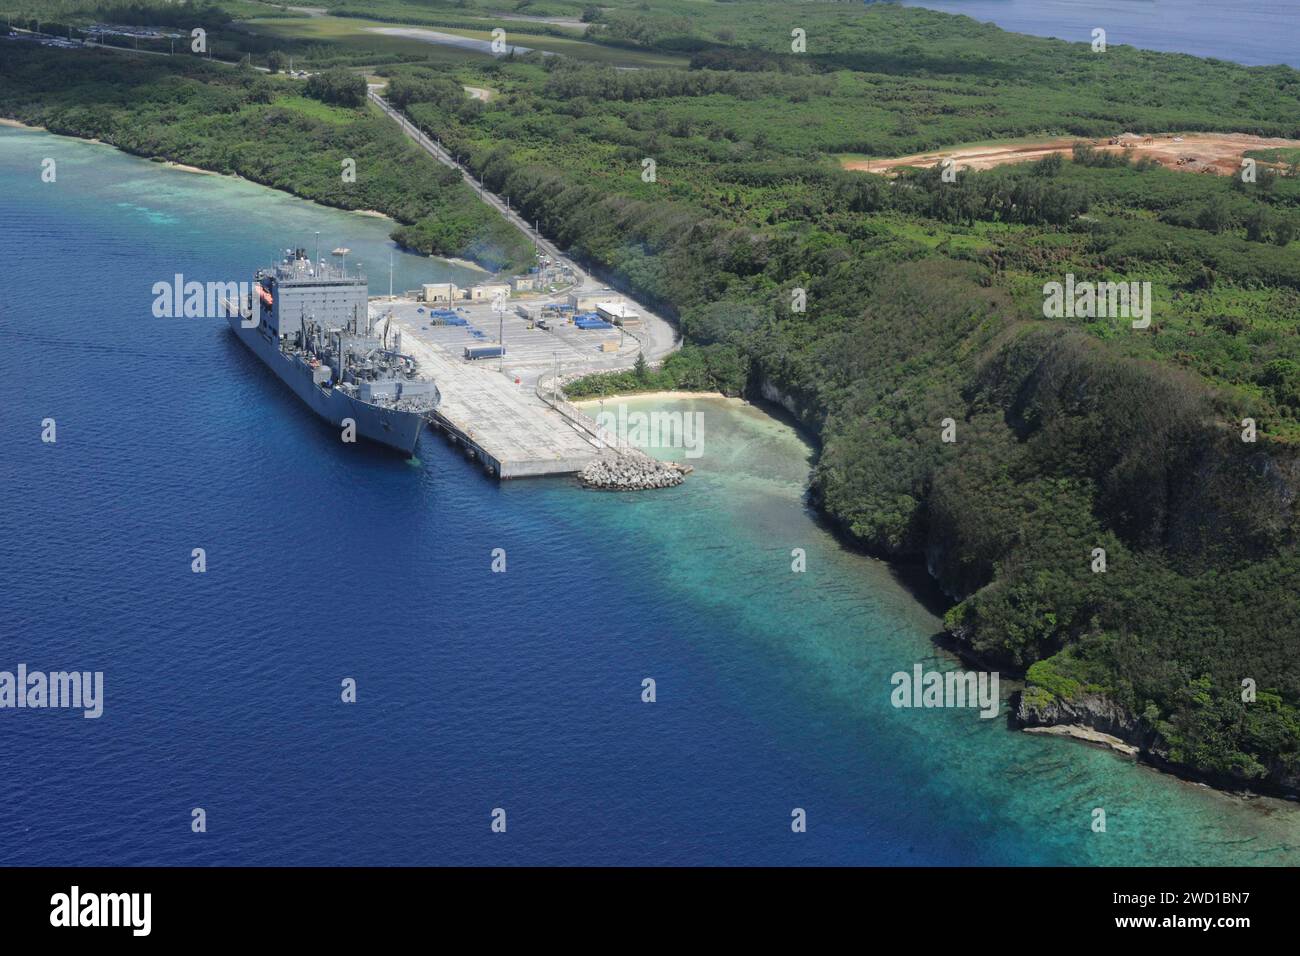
left=898, top=0, right=1300, bottom=67
left=3, top=129, right=1299, bottom=866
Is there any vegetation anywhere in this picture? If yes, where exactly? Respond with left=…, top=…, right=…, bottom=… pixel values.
left=563, top=344, right=748, bottom=397
left=0, top=45, right=533, bottom=270
left=305, top=67, right=367, bottom=106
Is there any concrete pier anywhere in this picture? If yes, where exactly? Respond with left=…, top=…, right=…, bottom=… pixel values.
left=365, top=88, right=686, bottom=482
left=383, top=305, right=605, bottom=478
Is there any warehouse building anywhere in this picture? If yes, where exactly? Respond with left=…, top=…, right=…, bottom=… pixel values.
left=567, top=288, right=617, bottom=311
left=595, top=301, right=641, bottom=328
left=470, top=283, right=512, bottom=302
left=421, top=282, right=459, bottom=303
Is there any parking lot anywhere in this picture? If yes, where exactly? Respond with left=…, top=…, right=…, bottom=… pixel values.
left=379, top=297, right=639, bottom=387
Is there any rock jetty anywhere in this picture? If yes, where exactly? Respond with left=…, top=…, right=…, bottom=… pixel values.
left=579, top=449, right=691, bottom=490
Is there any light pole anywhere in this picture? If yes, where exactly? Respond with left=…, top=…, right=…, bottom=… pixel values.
left=492, top=293, right=506, bottom=373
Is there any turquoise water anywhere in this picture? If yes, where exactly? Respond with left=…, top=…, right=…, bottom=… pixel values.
left=3, top=127, right=1299, bottom=865
left=602, top=395, right=1300, bottom=865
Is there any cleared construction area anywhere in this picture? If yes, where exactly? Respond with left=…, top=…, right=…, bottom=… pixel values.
left=843, top=132, right=1300, bottom=176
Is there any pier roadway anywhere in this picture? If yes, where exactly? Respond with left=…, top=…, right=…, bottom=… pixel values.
left=368, top=87, right=679, bottom=368
left=379, top=303, right=612, bottom=478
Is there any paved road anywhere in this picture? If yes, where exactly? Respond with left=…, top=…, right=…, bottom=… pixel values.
left=367, top=87, right=680, bottom=374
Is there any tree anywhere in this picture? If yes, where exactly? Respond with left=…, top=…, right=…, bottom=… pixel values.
left=1245, top=207, right=1272, bottom=242
left=634, top=352, right=649, bottom=382
left=306, top=69, right=366, bottom=108
left=1033, top=152, right=1063, bottom=177
left=1274, top=218, right=1296, bottom=247
left=266, top=50, right=285, bottom=74
left=1196, top=195, right=1231, bottom=235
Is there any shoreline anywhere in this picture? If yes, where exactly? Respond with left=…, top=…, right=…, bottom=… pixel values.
left=0, top=117, right=491, bottom=275
left=573, top=389, right=731, bottom=404
left=161, top=161, right=219, bottom=176
left=442, top=256, right=489, bottom=273
left=1023, top=724, right=1140, bottom=756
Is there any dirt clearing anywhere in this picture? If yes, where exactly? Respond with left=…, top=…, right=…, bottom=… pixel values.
left=843, top=133, right=1300, bottom=176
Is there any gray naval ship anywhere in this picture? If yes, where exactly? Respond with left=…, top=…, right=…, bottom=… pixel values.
left=225, top=248, right=438, bottom=455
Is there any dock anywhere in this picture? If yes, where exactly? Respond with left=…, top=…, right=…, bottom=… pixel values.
left=362, top=89, right=684, bottom=480
left=382, top=305, right=609, bottom=478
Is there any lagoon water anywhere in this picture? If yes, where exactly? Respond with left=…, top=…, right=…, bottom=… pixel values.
left=2, top=128, right=1299, bottom=865
left=897, top=0, right=1300, bottom=67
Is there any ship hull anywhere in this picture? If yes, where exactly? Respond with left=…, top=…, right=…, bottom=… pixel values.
left=227, top=314, right=427, bottom=456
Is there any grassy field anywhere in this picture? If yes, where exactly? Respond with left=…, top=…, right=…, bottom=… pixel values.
left=245, top=14, right=691, bottom=68
left=1248, top=146, right=1300, bottom=166
left=270, top=91, right=356, bottom=122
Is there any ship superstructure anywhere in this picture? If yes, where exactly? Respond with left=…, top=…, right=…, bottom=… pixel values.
left=226, top=248, right=438, bottom=455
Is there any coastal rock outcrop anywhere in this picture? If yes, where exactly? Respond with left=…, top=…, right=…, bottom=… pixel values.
left=759, top=378, right=804, bottom=420
left=1015, top=689, right=1300, bottom=798
left=1016, top=691, right=1157, bottom=749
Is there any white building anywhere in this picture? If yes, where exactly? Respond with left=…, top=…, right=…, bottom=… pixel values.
left=595, top=301, right=640, bottom=327
left=470, top=283, right=511, bottom=302
left=567, top=288, right=617, bottom=311
left=421, top=282, right=459, bottom=303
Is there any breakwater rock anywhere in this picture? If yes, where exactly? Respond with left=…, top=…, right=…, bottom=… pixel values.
left=579, top=450, right=691, bottom=490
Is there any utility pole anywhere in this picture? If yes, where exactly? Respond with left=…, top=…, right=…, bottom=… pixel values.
left=493, top=293, right=506, bottom=373
left=552, top=352, right=559, bottom=403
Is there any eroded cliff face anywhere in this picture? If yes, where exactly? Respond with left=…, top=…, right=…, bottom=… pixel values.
left=758, top=378, right=804, bottom=420
left=1016, top=691, right=1160, bottom=751
left=1015, top=689, right=1300, bottom=798
left=792, top=326, right=1300, bottom=798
